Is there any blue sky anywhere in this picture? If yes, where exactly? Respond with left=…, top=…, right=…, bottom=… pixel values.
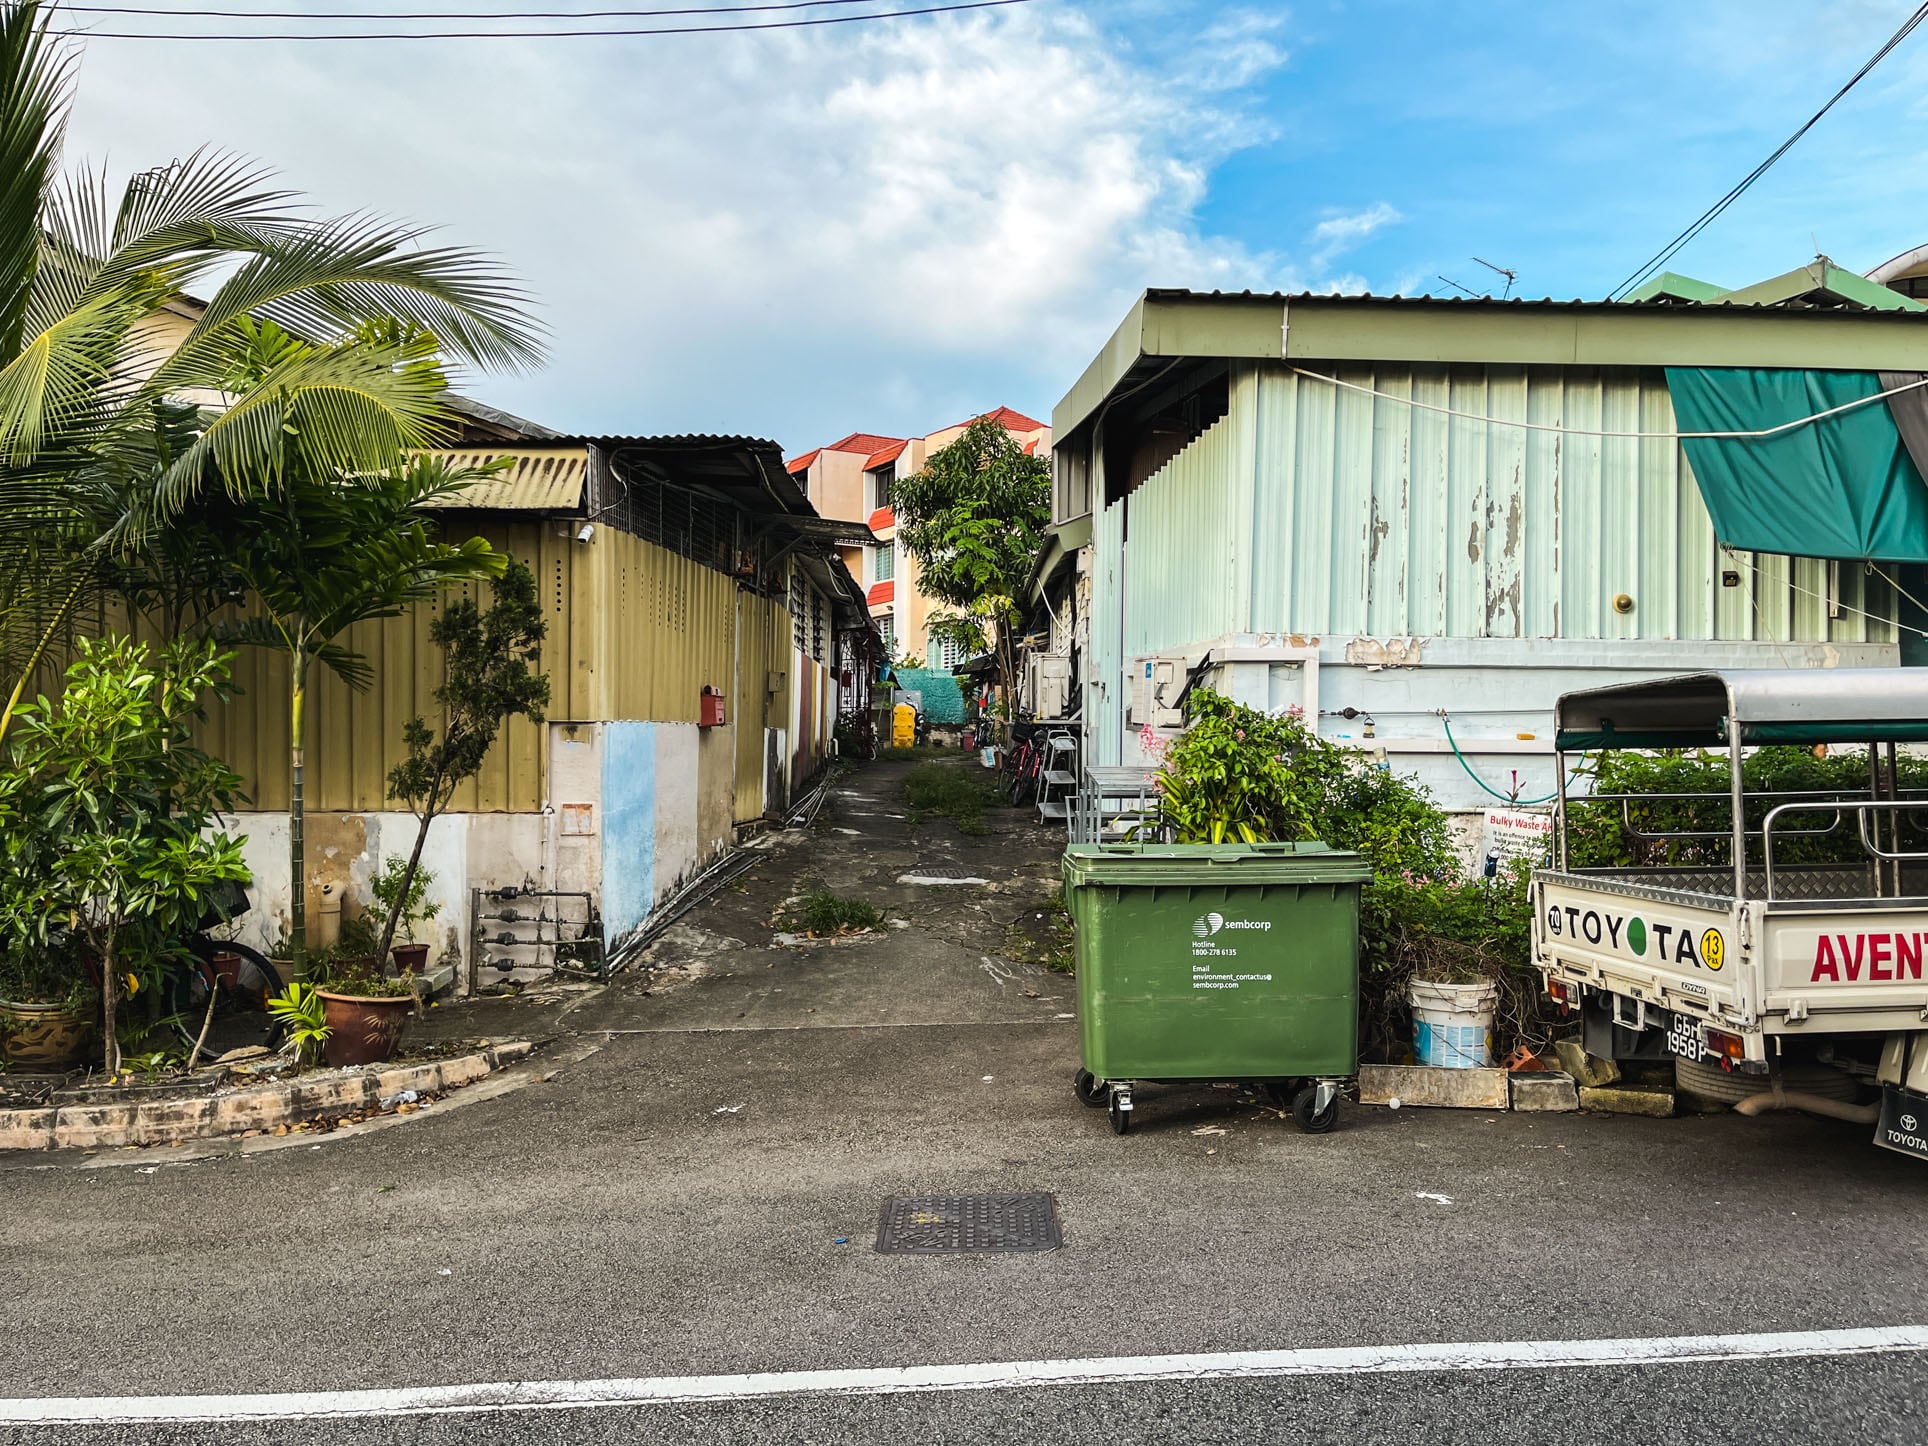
left=57, top=0, right=1928, bottom=451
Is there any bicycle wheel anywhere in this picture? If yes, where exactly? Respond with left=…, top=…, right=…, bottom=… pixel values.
left=176, top=937, right=287, bottom=1057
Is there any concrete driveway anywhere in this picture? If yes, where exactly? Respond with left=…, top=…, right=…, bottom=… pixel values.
left=3, top=757, right=1925, bottom=1444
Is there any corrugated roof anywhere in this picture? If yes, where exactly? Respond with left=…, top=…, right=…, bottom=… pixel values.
left=1140, top=286, right=1928, bottom=313
left=424, top=447, right=587, bottom=512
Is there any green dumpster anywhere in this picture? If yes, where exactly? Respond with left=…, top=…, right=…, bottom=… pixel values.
left=1061, top=841, right=1372, bottom=1136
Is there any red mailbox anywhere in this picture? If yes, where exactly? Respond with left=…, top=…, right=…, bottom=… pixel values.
left=699, top=687, right=727, bottom=728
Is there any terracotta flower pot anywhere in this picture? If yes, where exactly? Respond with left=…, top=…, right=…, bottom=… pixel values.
left=391, top=943, right=430, bottom=973
left=316, top=989, right=412, bottom=1068
left=0, top=999, right=95, bottom=1071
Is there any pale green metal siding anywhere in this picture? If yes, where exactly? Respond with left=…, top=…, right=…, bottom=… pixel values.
left=1116, top=361, right=1895, bottom=652
left=1121, top=408, right=1240, bottom=658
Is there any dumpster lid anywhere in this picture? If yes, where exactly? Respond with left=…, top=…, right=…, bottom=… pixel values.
left=1062, top=841, right=1372, bottom=885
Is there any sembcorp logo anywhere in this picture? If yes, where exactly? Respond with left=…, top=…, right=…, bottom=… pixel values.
left=1191, top=913, right=1272, bottom=937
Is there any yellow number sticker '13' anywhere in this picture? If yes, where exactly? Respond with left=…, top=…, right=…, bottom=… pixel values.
left=1700, top=929, right=1726, bottom=972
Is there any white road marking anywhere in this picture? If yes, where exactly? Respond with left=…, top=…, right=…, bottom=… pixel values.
left=5, top=1327, right=1926, bottom=1425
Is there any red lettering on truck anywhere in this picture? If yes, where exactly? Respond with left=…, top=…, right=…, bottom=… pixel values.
left=1811, top=932, right=1928, bottom=983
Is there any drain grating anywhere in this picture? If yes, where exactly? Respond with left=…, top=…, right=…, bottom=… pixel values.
left=875, top=1193, right=1062, bottom=1254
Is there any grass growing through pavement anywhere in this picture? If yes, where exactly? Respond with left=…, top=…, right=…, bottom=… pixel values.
left=779, top=888, right=888, bottom=937
left=904, top=763, right=1003, bottom=835
left=1004, top=895, right=1075, bottom=973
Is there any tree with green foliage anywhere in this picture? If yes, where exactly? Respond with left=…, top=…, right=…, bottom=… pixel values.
left=378, top=560, right=549, bottom=963
left=0, top=0, right=541, bottom=743
left=889, top=416, right=1050, bottom=723
left=0, top=637, right=248, bottom=1075
left=222, top=456, right=507, bottom=967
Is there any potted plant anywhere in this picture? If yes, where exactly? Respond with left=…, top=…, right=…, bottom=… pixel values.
left=0, top=941, right=96, bottom=1072
left=312, top=945, right=416, bottom=1068
left=370, top=855, right=437, bottom=974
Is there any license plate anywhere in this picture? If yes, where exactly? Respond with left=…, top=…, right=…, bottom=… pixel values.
left=1875, top=1088, right=1928, bottom=1162
left=1664, top=1013, right=1704, bottom=1061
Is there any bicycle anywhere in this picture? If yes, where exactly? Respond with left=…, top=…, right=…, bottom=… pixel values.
left=1002, top=727, right=1046, bottom=806
left=168, top=883, right=286, bottom=1063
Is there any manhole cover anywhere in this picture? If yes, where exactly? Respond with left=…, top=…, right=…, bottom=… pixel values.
left=875, top=1193, right=1062, bottom=1254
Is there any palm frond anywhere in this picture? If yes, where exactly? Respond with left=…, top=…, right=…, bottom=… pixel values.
left=153, top=328, right=454, bottom=513
left=0, top=0, right=72, bottom=360
left=162, top=210, right=544, bottom=378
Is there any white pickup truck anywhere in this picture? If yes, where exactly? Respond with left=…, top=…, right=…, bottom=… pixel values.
left=1533, top=670, right=1928, bottom=1163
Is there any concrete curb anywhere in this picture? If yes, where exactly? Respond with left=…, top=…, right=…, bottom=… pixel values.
left=0, top=1042, right=533, bottom=1153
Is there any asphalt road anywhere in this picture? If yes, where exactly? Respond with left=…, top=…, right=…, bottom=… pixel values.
left=4, top=765, right=1926, bottom=1442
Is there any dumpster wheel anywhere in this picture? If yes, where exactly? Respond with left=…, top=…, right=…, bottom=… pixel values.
left=1108, top=1087, right=1133, bottom=1135
left=1074, top=1070, right=1109, bottom=1109
left=1291, top=1082, right=1340, bottom=1135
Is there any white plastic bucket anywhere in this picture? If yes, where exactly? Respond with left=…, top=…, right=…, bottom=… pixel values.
left=1409, top=978, right=1498, bottom=1069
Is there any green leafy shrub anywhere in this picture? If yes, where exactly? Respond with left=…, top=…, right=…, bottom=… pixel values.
left=1565, top=746, right=1928, bottom=869
left=1152, top=690, right=1453, bottom=875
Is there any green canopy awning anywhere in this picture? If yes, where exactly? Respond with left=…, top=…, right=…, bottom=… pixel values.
left=1666, top=367, right=1928, bottom=563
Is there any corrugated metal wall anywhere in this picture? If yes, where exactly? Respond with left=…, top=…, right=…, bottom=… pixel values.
left=194, top=519, right=574, bottom=814
left=733, top=584, right=789, bottom=822
left=596, top=525, right=739, bottom=724
left=190, top=519, right=801, bottom=816
left=1118, top=362, right=1896, bottom=653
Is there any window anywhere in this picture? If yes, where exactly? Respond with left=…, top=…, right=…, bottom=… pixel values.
left=790, top=569, right=806, bottom=653
left=877, top=614, right=895, bottom=656
left=928, top=632, right=965, bottom=672
left=868, top=465, right=895, bottom=513
left=871, top=542, right=894, bottom=583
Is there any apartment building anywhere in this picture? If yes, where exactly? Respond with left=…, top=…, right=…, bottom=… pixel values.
left=788, top=407, right=1050, bottom=666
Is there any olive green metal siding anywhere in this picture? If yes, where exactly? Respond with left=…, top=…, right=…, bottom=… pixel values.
left=1119, top=362, right=1895, bottom=659
left=195, top=519, right=578, bottom=814
left=191, top=520, right=797, bottom=815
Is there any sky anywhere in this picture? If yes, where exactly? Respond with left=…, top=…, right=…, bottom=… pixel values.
left=50, top=0, right=1928, bottom=454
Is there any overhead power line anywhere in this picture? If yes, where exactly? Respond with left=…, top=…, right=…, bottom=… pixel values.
left=50, top=0, right=1039, bottom=39
left=54, top=0, right=877, bottom=18
left=1610, top=1, right=1928, bottom=300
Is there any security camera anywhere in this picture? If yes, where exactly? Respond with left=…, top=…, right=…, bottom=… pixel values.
left=575, top=523, right=595, bottom=544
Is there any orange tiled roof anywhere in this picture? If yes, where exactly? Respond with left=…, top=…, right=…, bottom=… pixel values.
left=868, top=506, right=895, bottom=532
left=825, top=431, right=904, bottom=455
left=944, top=405, right=1047, bottom=435
left=866, top=580, right=895, bottom=606
left=786, top=448, right=820, bottom=474
left=864, top=441, right=906, bottom=471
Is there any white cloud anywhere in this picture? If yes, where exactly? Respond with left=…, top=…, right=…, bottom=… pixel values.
left=1307, top=202, right=1403, bottom=267
left=55, top=5, right=1339, bottom=445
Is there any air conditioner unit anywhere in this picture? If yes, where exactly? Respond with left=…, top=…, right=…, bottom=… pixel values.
left=1128, top=657, right=1184, bottom=728
left=1027, top=655, right=1072, bottom=719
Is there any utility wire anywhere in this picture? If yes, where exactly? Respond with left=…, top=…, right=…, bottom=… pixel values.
left=1291, top=366, right=1928, bottom=441
left=50, top=0, right=1036, bottom=38
left=54, top=0, right=878, bottom=18
left=1610, top=2, right=1928, bottom=299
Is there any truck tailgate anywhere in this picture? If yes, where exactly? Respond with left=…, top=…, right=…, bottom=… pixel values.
left=1534, top=873, right=1747, bottom=1022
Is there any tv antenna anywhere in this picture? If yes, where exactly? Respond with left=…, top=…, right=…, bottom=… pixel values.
left=1472, top=257, right=1518, bottom=299
left=1435, top=274, right=1481, bottom=298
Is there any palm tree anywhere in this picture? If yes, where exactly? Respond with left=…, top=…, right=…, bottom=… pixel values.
left=0, top=0, right=543, bottom=740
